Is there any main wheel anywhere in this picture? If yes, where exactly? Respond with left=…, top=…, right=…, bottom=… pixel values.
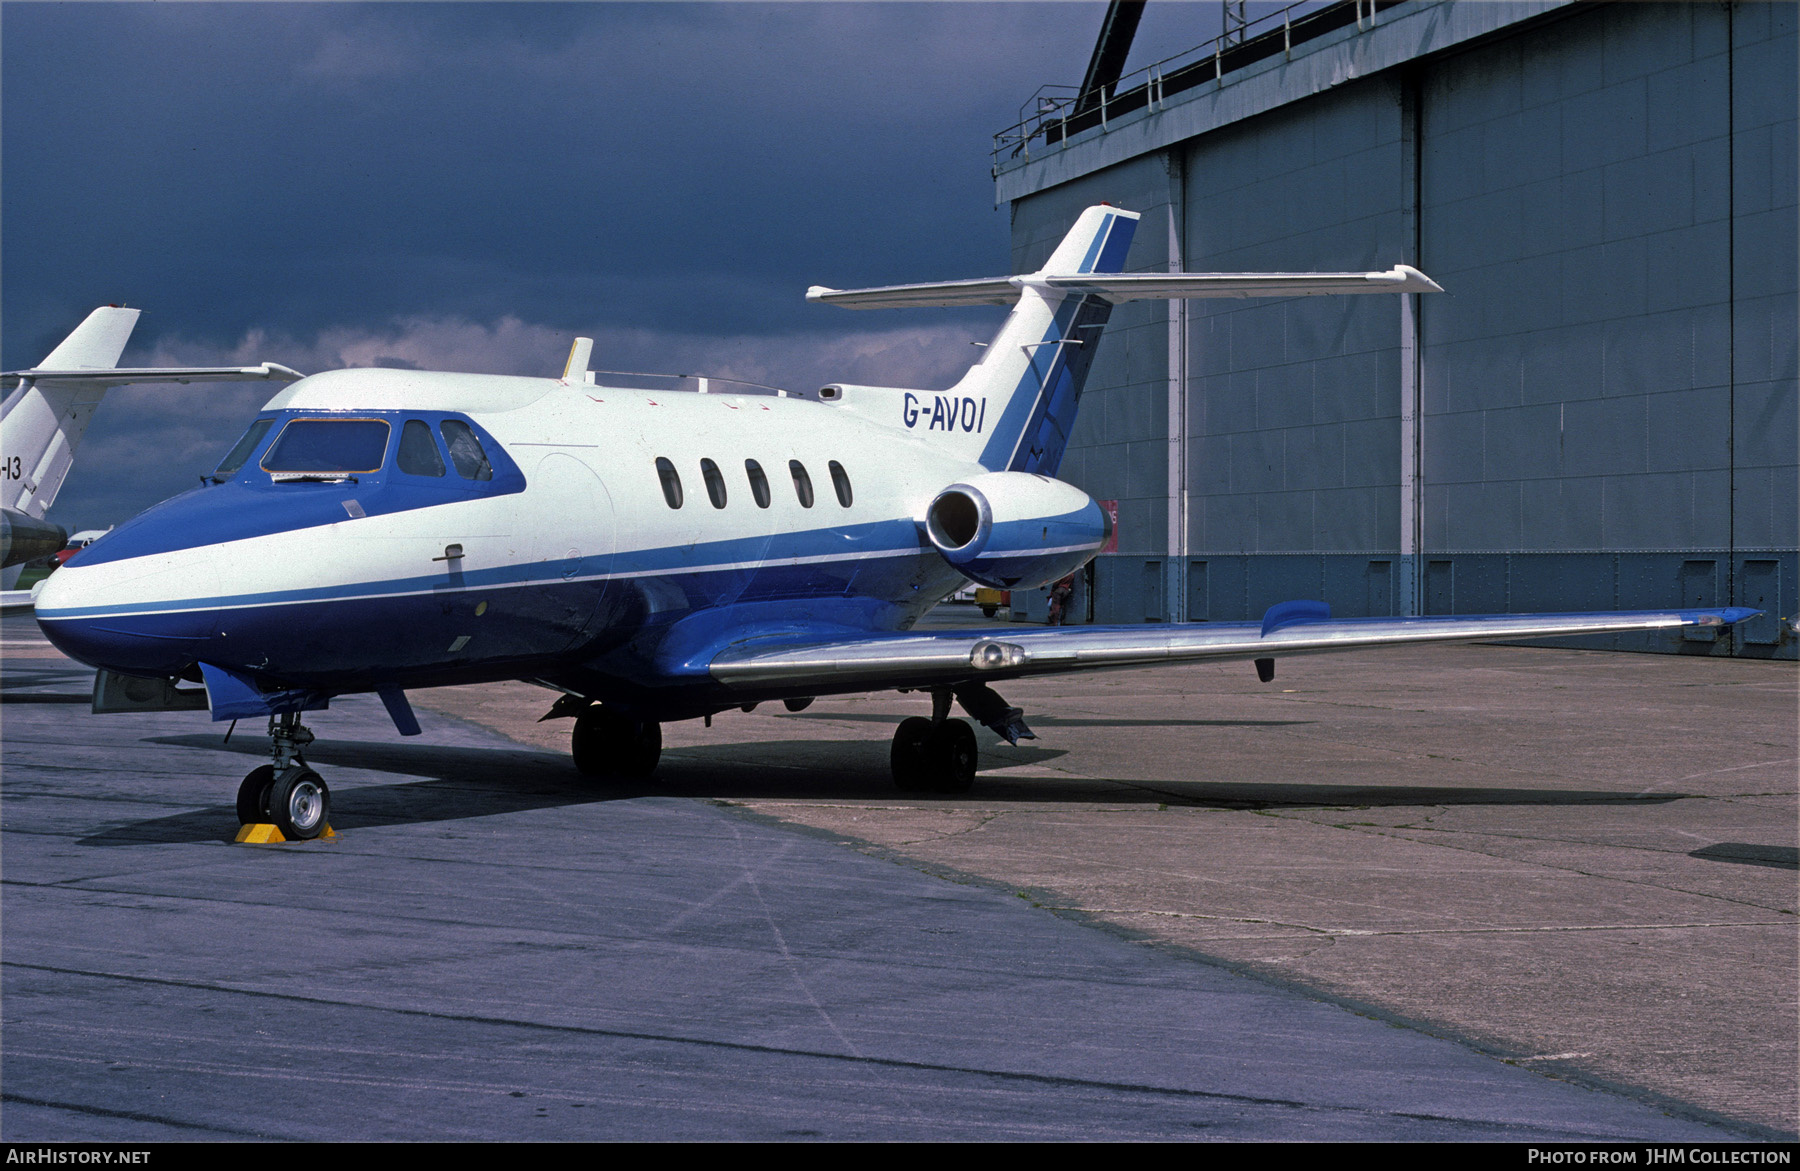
left=571, top=709, right=662, bottom=779
left=235, top=765, right=276, bottom=825
left=925, top=719, right=978, bottom=794
left=890, top=716, right=935, bottom=792
left=269, top=767, right=330, bottom=840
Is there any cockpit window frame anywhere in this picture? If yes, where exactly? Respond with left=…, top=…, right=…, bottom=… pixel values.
left=439, top=419, right=495, bottom=482
left=397, top=419, right=448, bottom=478
left=259, top=417, right=393, bottom=476
left=215, top=417, right=276, bottom=477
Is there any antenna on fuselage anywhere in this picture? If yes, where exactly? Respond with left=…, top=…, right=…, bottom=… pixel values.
left=561, top=337, right=595, bottom=386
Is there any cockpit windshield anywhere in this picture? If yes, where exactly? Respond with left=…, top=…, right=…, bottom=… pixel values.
left=261, top=419, right=391, bottom=474
left=214, top=418, right=274, bottom=476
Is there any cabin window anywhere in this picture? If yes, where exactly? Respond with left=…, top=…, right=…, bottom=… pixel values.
left=438, top=420, right=493, bottom=481
left=655, top=457, right=683, bottom=508
left=789, top=460, right=814, bottom=508
left=745, top=459, right=771, bottom=508
left=700, top=458, right=727, bottom=508
left=216, top=418, right=274, bottom=476
left=262, top=418, right=390, bottom=474
left=828, top=460, right=853, bottom=508
left=397, top=420, right=446, bottom=477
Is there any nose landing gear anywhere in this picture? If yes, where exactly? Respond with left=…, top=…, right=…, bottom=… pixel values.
left=234, top=712, right=332, bottom=840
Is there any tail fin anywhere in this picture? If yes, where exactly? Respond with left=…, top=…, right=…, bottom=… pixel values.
left=37, top=306, right=141, bottom=370
left=2, top=308, right=141, bottom=518
left=954, top=206, right=1139, bottom=475
left=814, top=207, right=1140, bottom=476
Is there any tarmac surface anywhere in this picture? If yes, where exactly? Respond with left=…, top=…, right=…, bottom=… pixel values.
left=1, top=608, right=1793, bottom=1141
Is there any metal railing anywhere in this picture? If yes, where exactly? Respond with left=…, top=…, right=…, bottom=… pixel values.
left=993, top=0, right=1396, bottom=170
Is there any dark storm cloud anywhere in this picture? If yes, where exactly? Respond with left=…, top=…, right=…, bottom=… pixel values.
left=6, top=3, right=1098, bottom=353
left=4, top=2, right=1105, bottom=524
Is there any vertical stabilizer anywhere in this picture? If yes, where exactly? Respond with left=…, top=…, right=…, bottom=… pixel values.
left=2, top=307, right=142, bottom=517
left=953, top=206, right=1139, bottom=475
left=37, top=306, right=140, bottom=370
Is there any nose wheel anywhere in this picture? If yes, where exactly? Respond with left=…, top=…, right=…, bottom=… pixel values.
left=268, top=768, right=330, bottom=839
left=235, top=765, right=276, bottom=825
left=236, top=713, right=332, bottom=841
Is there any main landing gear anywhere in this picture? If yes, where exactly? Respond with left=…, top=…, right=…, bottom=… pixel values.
left=569, top=704, right=662, bottom=780
left=235, top=712, right=331, bottom=840
left=890, top=684, right=1035, bottom=794
left=537, top=695, right=662, bottom=780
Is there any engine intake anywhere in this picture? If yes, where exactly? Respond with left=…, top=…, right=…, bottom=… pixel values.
left=924, top=472, right=1107, bottom=590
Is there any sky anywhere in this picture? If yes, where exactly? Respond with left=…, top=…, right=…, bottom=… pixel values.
left=2, top=1, right=1243, bottom=527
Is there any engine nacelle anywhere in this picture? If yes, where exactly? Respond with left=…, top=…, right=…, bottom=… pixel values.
left=0, top=507, right=68, bottom=569
left=923, top=472, right=1108, bottom=590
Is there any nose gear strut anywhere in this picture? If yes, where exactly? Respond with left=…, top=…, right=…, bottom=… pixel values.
left=234, top=711, right=331, bottom=840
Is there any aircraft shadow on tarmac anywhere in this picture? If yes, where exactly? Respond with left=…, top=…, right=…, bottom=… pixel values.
left=73, top=731, right=1688, bottom=847
left=777, top=711, right=1310, bottom=729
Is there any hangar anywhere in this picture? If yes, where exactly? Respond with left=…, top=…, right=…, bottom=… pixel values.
left=995, top=0, right=1796, bottom=660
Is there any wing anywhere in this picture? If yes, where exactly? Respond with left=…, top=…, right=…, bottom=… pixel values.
left=710, top=604, right=1761, bottom=694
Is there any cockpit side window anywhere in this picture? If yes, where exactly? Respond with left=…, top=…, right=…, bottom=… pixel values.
left=439, top=420, right=494, bottom=481
left=216, top=418, right=274, bottom=476
left=262, top=419, right=391, bottom=473
left=397, top=420, right=447, bottom=477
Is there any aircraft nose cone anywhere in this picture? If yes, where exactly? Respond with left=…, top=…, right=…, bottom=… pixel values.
left=34, top=562, right=218, bottom=677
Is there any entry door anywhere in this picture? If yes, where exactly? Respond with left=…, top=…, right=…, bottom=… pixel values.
left=526, top=452, right=617, bottom=652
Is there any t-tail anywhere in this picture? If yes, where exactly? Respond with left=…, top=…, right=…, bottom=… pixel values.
left=959, top=205, right=1136, bottom=476
left=0, top=307, right=303, bottom=571
left=808, top=203, right=1443, bottom=478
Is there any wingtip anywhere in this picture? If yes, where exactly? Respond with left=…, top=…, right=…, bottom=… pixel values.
left=1394, top=264, right=1445, bottom=293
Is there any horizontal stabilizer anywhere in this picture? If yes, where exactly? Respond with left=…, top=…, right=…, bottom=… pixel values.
left=806, top=266, right=1441, bottom=310
left=1045, top=265, right=1444, bottom=301
left=2, top=363, right=305, bottom=388
left=807, top=278, right=1019, bottom=309
left=711, top=607, right=1762, bottom=693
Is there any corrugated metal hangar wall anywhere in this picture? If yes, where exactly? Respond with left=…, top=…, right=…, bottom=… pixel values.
left=996, top=0, right=1796, bottom=658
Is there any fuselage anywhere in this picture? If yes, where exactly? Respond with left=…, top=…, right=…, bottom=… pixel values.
left=35, top=366, right=982, bottom=720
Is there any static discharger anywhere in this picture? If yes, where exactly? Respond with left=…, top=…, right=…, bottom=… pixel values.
left=235, top=823, right=337, bottom=844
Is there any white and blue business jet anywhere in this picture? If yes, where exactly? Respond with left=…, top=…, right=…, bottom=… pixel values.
left=34, top=206, right=1758, bottom=839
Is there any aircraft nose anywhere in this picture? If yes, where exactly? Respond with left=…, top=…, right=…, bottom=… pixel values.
left=34, top=562, right=219, bottom=677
